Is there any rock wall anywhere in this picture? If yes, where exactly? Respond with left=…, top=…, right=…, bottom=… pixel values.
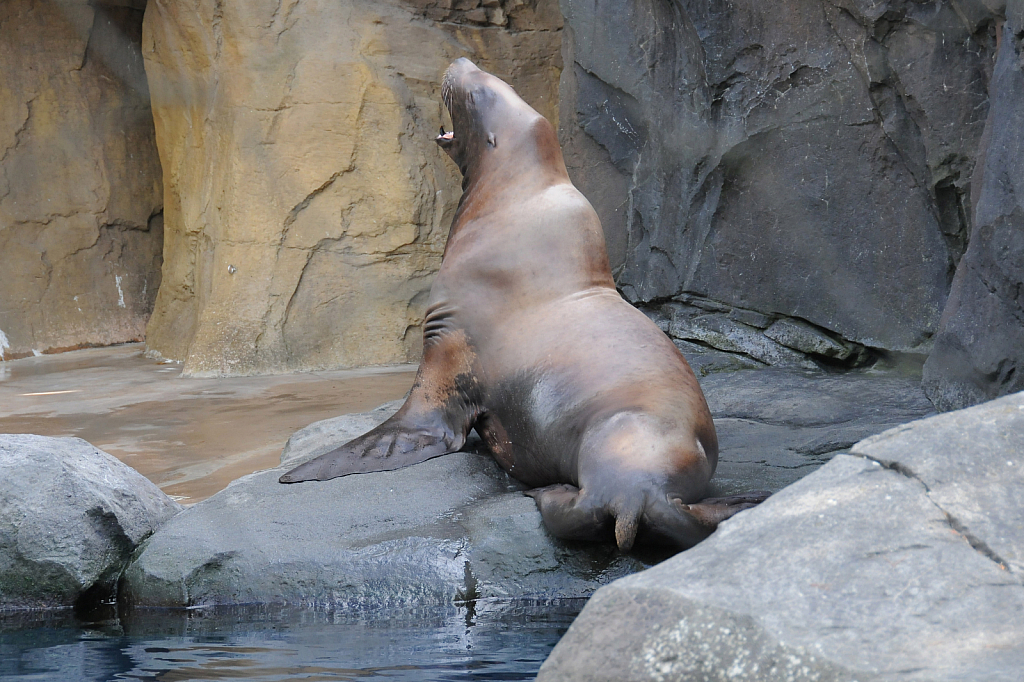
left=559, top=0, right=1000, bottom=354
left=0, top=0, right=164, bottom=360
left=142, top=0, right=562, bottom=376
left=923, top=2, right=1024, bottom=410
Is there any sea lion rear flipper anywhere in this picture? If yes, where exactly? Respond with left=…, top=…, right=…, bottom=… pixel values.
left=643, top=491, right=772, bottom=549
left=279, top=400, right=467, bottom=483
left=526, top=484, right=618, bottom=546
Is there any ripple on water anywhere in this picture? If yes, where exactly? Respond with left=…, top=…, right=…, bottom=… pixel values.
left=0, top=600, right=585, bottom=682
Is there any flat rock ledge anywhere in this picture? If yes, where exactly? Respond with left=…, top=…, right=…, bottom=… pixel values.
left=1, top=435, right=182, bottom=610
left=122, top=404, right=646, bottom=609
left=538, top=391, right=1024, bottom=682
left=123, top=364, right=935, bottom=610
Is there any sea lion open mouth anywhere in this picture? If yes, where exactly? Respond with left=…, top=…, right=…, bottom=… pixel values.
left=436, top=64, right=460, bottom=153
left=436, top=125, right=455, bottom=150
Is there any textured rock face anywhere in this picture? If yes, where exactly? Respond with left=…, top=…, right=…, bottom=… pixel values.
left=0, top=434, right=181, bottom=610
left=123, top=403, right=642, bottom=608
left=538, top=391, right=1024, bottom=681
left=923, top=2, right=1024, bottom=411
left=143, top=0, right=562, bottom=376
left=0, top=0, right=164, bottom=360
left=559, top=0, right=999, bottom=353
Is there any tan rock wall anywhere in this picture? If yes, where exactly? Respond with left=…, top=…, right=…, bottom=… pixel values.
left=0, top=0, right=164, bottom=360
left=143, top=0, right=562, bottom=376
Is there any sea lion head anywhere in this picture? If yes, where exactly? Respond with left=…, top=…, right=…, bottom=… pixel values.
left=436, top=58, right=562, bottom=183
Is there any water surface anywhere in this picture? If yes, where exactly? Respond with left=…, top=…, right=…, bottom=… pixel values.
left=0, top=345, right=416, bottom=503
left=1, top=600, right=583, bottom=681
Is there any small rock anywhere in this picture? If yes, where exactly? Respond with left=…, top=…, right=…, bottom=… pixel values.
left=672, top=294, right=731, bottom=313
left=672, top=339, right=766, bottom=377
left=670, top=314, right=817, bottom=369
left=764, top=317, right=852, bottom=360
left=727, top=307, right=774, bottom=329
left=0, top=435, right=181, bottom=610
left=486, top=7, right=506, bottom=25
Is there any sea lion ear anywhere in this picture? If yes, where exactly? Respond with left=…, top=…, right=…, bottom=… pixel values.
left=487, top=132, right=496, bottom=148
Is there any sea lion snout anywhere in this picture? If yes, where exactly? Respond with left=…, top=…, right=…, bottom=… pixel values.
left=443, top=57, right=481, bottom=86
left=438, top=59, right=482, bottom=158
left=440, top=58, right=479, bottom=112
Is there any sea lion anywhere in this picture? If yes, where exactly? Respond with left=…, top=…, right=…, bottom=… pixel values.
left=280, top=58, right=767, bottom=551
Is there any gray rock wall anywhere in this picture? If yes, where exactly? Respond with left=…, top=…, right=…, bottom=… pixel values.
left=559, top=0, right=1000, bottom=354
left=923, top=1, right=1024, bottom=410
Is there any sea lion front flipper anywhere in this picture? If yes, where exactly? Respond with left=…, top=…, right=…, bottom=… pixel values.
left=279, top=327, right=478, bottom=483
left=278, top=400, right=466, bottom=483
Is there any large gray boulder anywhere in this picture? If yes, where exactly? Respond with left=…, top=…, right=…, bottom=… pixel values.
left=123, top=362, right=935, bottom=609
left=122, top=405, right=644, bottom=608
left=538, top=391, right=1024, bottom=681
left=0, top=435, right=181, bottom=610
left=923, top=1, right=1024, bottom=412
left=559, top=0, right=998, bottom=353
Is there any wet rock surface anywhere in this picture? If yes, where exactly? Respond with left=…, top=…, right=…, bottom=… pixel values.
left=538, top=391, right=1024, bottom=681
left=559, top=0, right=999, bottom=354
left=923, top=2, right=1024, bottom=411
left=702, top=365, right=935, bottom=495
left=124, top=355, right=933, bottom=608
left=0, top=435, right=181, bottom=610
left=123, top=448, right=644, bottom=609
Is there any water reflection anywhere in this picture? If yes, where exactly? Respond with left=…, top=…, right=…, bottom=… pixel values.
left=0, top=600, right=583, bottom=681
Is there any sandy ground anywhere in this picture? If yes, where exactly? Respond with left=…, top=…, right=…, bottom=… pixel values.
left=0, top=344, right=416, bottom=504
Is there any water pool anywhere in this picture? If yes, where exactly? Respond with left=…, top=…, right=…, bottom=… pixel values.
left=0, top=599, right=585, bottom=681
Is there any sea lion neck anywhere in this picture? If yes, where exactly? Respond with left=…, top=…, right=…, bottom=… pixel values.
left=464, top=116, right=568, bottom=191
